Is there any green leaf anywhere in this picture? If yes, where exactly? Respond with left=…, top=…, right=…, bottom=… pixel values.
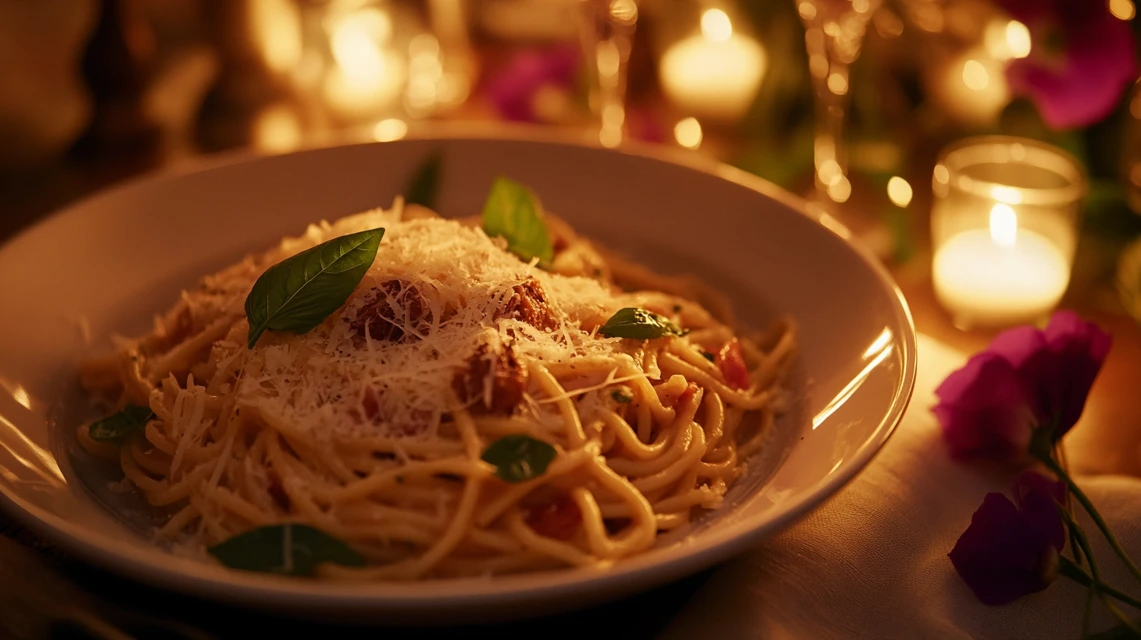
left=598, top=307, right=683, bottom=340
left=89, top=405, right=154, bottom=443
left=405, top=151, right=442, bottom=210
left=481, top=177, right=554, bottom=265
left=480, top=435, right=557, bottom=483
left=611, top=390, right=632, bottom=404
left=207, top=523, right=365, bottom=577
left=245, top=228, right=385, bottom=348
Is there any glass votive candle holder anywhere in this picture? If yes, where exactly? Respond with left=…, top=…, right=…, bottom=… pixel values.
left=931, top=136, right=1086, bottom=329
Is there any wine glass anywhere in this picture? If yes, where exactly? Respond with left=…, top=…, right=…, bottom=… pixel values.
left=796, top=0, right=881, bottom=208
left=577, top=0, right=639, bottom=148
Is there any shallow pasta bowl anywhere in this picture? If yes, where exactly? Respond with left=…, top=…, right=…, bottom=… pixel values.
left=0, top=129, right=916, bottom=623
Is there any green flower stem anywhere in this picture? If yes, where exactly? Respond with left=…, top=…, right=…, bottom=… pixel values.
left=1040, top=454, right=1141, bottom=587
left=1064, top=514, right=1141, bottom=634
left=1061, top=557, right=1141, bottom=610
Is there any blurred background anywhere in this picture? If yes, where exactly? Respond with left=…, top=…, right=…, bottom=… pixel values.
left=2, top=0, right=1140, bottom=322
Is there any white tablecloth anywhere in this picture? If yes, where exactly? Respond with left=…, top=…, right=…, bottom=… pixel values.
left=663, top=334, right=1141, bottom=639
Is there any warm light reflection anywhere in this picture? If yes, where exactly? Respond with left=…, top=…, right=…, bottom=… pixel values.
left=253, top=105, right=302, bottom=153
left=254, top=0, right=302, bottom=73
left=324, top=7, right=405, bottom=117
left=989, top=203, right=1018, bottom=248
left=862, top=328, right=894, bottom=360
left=372, top=118, right=408, bottom=141
left=1111, top=0, right=1136, bottom=20
left=406, top=34, right=442, bottom=114
left=962, top=59, right=989, bottom=91
left=887, top=176, right=913, bottom=207
left=827, top=72, right=849, bottom=95
left=797, top=1, right=817, bottom=20
left=827, top=176, right=852, bottom=203
left=11, top=386, right=31, bottom=411
left=817, top=158, right=843, bottom=186
left=701, top=9, right=733, bottom=43
left=609, top=0, right=638, bottom=23
left=985, top=20, right=1031, bottom=60
left=990, top=185, right=1024, bottom=204
left=673, top=117, right=703, bottom=149
left=0, top=413, right=65, bottom=485
left=813, top=341, right=895, bottom=429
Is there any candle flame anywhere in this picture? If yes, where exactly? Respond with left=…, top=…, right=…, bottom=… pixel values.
left=989, top=203, right=1018, bottom=248
left=701, top=9, right=733, bottom=43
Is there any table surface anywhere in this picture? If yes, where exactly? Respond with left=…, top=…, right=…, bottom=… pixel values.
left=1, top=130, right=1138, bottom=638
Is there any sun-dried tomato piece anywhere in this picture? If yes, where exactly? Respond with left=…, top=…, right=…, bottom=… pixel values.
left=498, top=279, right=557, bottom=331
left=349, top=280, right=432, bottom=342
left=525, top=494, right=582, bottom=540
left=452, top=342, right=528, bottom=414
left=716, top=338, right=751, bottom=390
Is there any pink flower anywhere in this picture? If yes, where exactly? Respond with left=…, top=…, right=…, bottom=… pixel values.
left=934, top=311, right=1111, bottom=460
left=996, top=0, right=1138, bottom=129
left=486, top=44, right=582, bottom=123
left=949, top=470, right=1067, bottom=605
left=933, top=352, right=1034, bottom=461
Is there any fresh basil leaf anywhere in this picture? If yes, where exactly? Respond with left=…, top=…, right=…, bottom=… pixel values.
left=207, top=523, right=364, bottom=577
left=598, top=307, right=683, bottom=340
left=245, top=228, right=385, bottom=348
left=611, top=390, right=633, bottom=404
left=481, top=435, right=557, bottom=483
left=405, top=151, right=441, bottom=209
left=88, top=405, right=154, bottom=443
left=481, top=177, right=554, bottom=265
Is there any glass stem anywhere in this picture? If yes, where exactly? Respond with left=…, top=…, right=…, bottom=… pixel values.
left=577, top=0, right=637, bottom=148
left=809, top=49, right=851, bottom=206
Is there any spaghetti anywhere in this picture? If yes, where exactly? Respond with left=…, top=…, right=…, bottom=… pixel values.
left=77, top=199, right=797, bottom=580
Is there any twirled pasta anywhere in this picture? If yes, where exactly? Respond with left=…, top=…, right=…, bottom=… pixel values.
left=77, top=199, right=796, bottom=579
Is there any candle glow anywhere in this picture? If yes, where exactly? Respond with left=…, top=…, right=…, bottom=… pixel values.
left=323, top=7, right=406, bottom=120
left=931, top=138, right=1084, bottom=328
left=659, top=9, right=767, bottom=123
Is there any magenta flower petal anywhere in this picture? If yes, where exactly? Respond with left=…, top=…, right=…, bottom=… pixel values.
left=949, top=492, right=1058, bottom=605
left=486, top=44, right=582, bottom=123
left=1011, top=469, right=1067, bottom=551
left=933, top=352, right=1034, bottom=461
left=998, top=0, right=1138, bottom=129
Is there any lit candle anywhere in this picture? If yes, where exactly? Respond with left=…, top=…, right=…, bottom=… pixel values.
left=933, top=204, right=1069, bottom=327
left=930, top=137, right=1085, bottom=329
left=322, top=7, right=406, bottom=121
left=658, top=8, right=766, bottom=123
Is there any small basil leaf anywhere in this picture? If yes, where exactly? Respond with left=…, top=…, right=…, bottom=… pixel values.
left=245, top=227, right=385, bottom=348
left=481, top=177, right=554, bottom=265
left=611, top=390, right=633, bottom=404
left=405, top=151, right=442, bottom=209
left=598, top=307, right=683, bottom=340
left=481, top=435, right=557, bottom=483
left=88, top=405, right=154, bottom=443
left=207, top=523, right=364, bottom=576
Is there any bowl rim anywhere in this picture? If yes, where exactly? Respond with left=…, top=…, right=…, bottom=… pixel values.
left=0, top=124, right=917, bottom=616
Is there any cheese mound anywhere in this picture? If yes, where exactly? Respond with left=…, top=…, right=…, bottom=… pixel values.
left=186, top=206, right=645, bottom=444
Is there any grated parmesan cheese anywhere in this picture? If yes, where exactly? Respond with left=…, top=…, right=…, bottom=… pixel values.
left=182, top=206, right=653, bottom=441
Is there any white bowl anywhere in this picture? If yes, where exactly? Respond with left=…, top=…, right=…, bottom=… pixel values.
left=0, top=130, right=915, bottom=624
